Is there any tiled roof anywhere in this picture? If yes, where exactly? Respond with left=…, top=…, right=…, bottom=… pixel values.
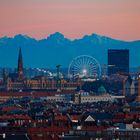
left=28, top=126, right=70, bottom=133
left=0, top=115, right=31, bottom=120
left=2, top=107, right=22, bottom=112
left=55, top=115, right=68, bottom=121
left=69, top=115, right=81, bottom=122
left=0, top=91, right=77, bottom=97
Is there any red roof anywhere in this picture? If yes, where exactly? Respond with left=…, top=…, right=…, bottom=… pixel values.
left=28, top=126, right=70, bottom=133
left=55, top=115, right=68, bottom=121
left=69, top=115, right=81, bottom=121
left=133, top=123, right=140, bottom=128
left=2, top=107, right=22, bottom=112
left=0, top=91, right=77, bottom=97
left=0, top=115, right=31, bottom=120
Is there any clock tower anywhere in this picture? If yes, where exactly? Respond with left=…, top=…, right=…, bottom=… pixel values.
left=18, top=48, right=24, bottom=81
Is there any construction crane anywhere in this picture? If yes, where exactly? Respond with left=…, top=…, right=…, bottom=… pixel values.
left=103, top=64, right=107, bottom=80
left=103, top=64, right=116, bottom=80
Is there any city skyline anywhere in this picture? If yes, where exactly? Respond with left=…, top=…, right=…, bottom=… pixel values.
left=0, top=0, right=140, bottom=41
left=0, top=1, right=140, bottom=139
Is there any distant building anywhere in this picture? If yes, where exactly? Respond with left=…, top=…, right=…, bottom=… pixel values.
left=125, top=79, right=136, bottom=96
left=3, top=48, right=81, bottom=91
left=74, top=91, right=125, bottom=104
left=97, top=85, right=106, bottom=95
left=108, top=49, right=129, bottom=76
left=46, top=94, right=73, bottom=103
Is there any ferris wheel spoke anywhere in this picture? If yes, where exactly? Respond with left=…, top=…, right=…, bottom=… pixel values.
left=85, top=57, right=89, bottom=67
left=73, top=65, right=80, bottom=70
left=73, top=62, right=81, bottom=70
left=82, top=57, right=85, bottom=66
left=73, top=58, right=81, bottom=69
left=75, top=58, right=82, bottom=68
left=73, top=66, right=81, bottom=72
left=87, top=59, right=92, bottom=67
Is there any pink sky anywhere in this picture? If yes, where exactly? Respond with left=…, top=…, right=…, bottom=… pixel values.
left=0, top=0, right=140, bottom=41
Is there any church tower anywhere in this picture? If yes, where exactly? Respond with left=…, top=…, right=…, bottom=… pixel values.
left=18, top=48, right=24, bottom=81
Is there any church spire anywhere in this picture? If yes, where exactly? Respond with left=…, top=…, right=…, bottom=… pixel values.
left=18, top=48, right=24, bottom=81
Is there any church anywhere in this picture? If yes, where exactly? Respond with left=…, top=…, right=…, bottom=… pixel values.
left=2, top=48, right=81, bottom=92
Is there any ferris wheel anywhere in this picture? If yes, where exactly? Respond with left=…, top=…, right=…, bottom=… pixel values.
left=68, top=55, right=101, bottom=78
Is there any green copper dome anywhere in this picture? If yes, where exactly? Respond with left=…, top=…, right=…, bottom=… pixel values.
left=98, top=85, right=106, bottom=94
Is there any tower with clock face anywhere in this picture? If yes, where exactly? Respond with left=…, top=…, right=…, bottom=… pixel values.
left=17, top=48, right=24, bottom=81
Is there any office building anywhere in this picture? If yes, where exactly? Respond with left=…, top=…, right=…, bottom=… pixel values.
left=108, top=49, right=129, bottom=75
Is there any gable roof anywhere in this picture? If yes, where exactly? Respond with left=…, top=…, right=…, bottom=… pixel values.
left=85, top=115, right=95, bottom=122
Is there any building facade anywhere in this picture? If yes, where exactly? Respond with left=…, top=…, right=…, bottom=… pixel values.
left=6, top=76, right=81, bottom=91
left=2, top=48, right=81, bottom=91
left=74, top=92, right=125, bottom=104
